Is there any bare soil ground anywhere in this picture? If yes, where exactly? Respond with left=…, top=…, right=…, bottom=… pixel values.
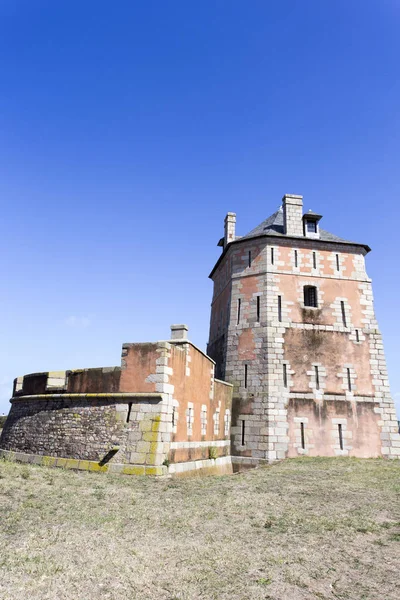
left=0, top=457, right=399, bottom=600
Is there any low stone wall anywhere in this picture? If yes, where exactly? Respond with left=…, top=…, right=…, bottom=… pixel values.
left=0, top=448, right=167, bottom=476
left=0, top=394, right=162, bottom=465
left=0, top=448, right=233, bottom=478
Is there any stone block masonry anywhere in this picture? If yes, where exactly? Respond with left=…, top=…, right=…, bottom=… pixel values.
left=0, top=326, right=233, bottom=476
left=2, top=190, right=398, bottom=475
left=208, top=194, right=399, bottom=465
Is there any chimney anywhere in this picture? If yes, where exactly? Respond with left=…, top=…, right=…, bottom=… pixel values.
left=224, top=212, right=236, bottom=246
left=170, top=324, right=189, bottom=340
left=282, top=194, right=303, bottom=237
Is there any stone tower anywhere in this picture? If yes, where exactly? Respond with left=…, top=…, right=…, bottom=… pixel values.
left=207, top=194, right=399, bottom=467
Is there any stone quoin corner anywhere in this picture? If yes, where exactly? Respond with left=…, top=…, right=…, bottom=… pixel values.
left=1, top=194, right=399, bottom=475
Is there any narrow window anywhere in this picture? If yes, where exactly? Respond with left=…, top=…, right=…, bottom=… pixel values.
left=347, top=368, right=352, bottom=392
left=244, top=364, right=248, bottom=389
left=241, top=419, right=245, bottom=445
left=256, top=295, right=260, bottom=322
left=187, top=406, right=194, bottom=435
left=355, top=329, right=360, bottom=342
left=300, top=422, right=305, bottom=450
left=313, top=252, right=317, bottom=269
left=294, top=249, right=298, bottom=267
left=201, top=407, right=207, bottom=436
left=278, top=295, right=282, bottom=322
left=283, top=363, right=288, bottom=388
left=224, top=410, right=230, bottom=437
left=237, top=299, right=241, bottom=324
left=172, top=406, right=175, bottom=428
left=314, top=365, right=320, bottom=390
left=214, top=410, right=220, bottom=435
left=248, top=250, right=252, bottom=267
left=341, top=301, right=347, bottom=327
left=338, top=424, right=344, bottom=450
left=126, top=402, right=133, bottom=423
left=336, top=254, right=340, bottom=271
left=304, top=286, right=318, bottom=308
left=271, top=247, right=274, bottom=264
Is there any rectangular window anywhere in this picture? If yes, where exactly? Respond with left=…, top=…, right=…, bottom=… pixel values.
left=347, top=368, right=352, bottom=392
left=278, top=295, right=282, bottom=322
left=341, top=301, right=347, bottom=327
left=214, top=410, right=220, bottom=435
left=201, top=407, right=207, bottom=436
left=248, top=250, right=252, bottom=267
left=336, top=254, right=340, bottom=271
left=126, top=402, right=133, bottom=423
left=355, top=329, right=359, bottom=342
left=244, top=364, right=248, bottom=389
left=307, top=220, right=317, bottom=233
left=294, top=249, right=298, bottom=268
left=241, top=419, right=245, bottom=446
left=271, top=247, right=274, bottom=264
left=187, top=406, right=194, bottom=435
left=300, top=422, right=305, bottom=450
left=256, top=295, right=260, bottom=322
left=283, top=363, right=288, bottom=388
left=338, top=424, right=344, bottom=450
left=304, top=286, right=318, bottom=308
left=237, top=298, right=241, bottom=324
left=224, top=410, right=230, bottom=437
left=314, top=365, right=320, bottom=390
left=313, top=252, right=317, bottom=269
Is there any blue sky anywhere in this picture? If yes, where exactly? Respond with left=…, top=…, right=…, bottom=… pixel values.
left=0, top=1, right=399, bottom=416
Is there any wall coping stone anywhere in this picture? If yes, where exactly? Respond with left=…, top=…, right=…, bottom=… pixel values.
left=10, top=393, right=163, bottom=402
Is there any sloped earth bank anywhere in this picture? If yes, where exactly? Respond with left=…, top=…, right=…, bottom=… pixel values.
left=0, top=457, right=399, bottom=600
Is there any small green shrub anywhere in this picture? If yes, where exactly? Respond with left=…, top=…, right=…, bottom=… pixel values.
left=21, top=466, right=30, bottom=480
left=208, top=446, right=218, bottom=460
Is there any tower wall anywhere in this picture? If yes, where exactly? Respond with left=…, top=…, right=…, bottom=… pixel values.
left=208, top=233, right=400, bottom=464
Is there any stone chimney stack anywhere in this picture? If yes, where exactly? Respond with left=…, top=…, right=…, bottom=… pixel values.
left=224, top=212, right=236, bottom=247
left=170, top=324, right=189, bottom=340
left=282, top=194, right=303, bottom=237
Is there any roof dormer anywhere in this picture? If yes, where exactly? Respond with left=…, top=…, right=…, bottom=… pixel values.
left=303, top=210, right=322, bottom=239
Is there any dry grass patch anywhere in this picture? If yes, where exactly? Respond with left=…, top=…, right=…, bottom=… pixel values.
left=0, top=457, right=399, bottom=599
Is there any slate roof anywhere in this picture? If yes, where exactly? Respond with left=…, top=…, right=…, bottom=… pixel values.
left=242, top=207, right=359, bottom=245
left=209, top=206, right=370, bottom=278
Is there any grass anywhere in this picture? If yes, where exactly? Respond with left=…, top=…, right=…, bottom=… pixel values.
left=0, top=457, right=399, bottom=599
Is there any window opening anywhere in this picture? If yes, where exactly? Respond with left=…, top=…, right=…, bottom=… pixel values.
left=336, top=254, right=340, bottom=271
left=237, top=299, right=241, bottom=324
left=224, top=410, right=230, bottom=437
left=244, top=364, right=248, bottom=389
left=256, top=295, right=260, bottom=322
left=314, top=365, right=320, bottom=390
left=294, top=249, right=298, bottom=267
left=313, top=252, right=317, bottom=269
left=201, top=407, right=207, bottom=436
left=341, top=301, right=347, bottom=327
left=283, top=363, right=288, bottom=388
left=304, top=286, right=318, bottom=308
left=307, top=220, right=317, bottom=233
left=278, top=295, right=282, bottom=321
left=347, top=368, right=352, bottom=392
left=248, top=250, right=252, bottom=267
left=355, top=329, right=360, bottom=342
left=241, top=420, right=245, bottom=445
left=271, top=247, right=274, bottom=264
left=300, top=422, right=305, bottom=449
left=126, top=402, right=133, bottom=423
left=338, top=424, right=344, bottom=450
